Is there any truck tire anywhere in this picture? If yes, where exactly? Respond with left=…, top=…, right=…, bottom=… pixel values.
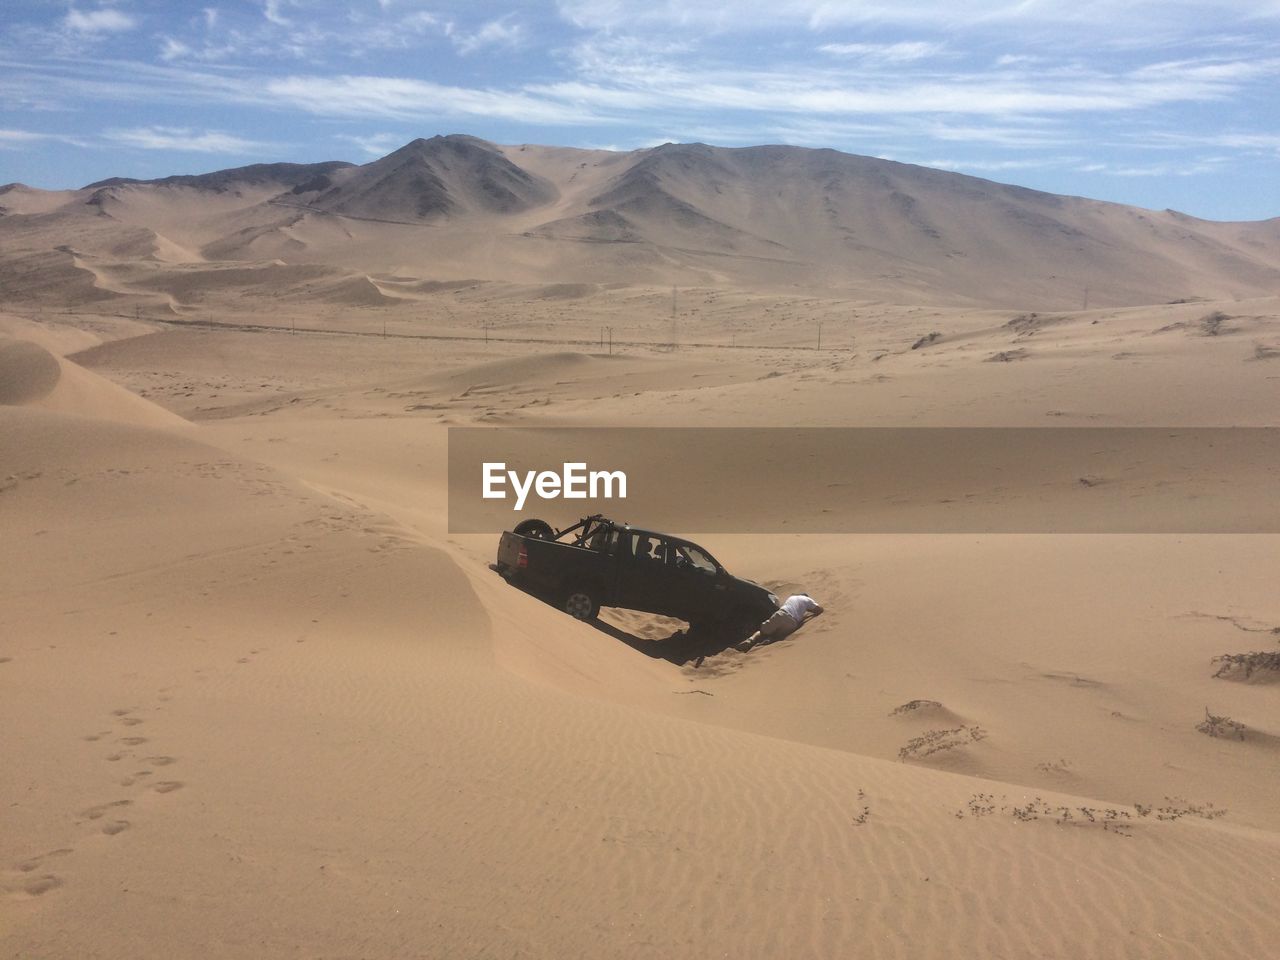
left=514, top=518, right=555, bottom=540
left=562, top=585, right=601, bottom=621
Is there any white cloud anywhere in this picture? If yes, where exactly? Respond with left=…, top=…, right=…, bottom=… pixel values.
left=918, top=121, right=1074, bottom=148
left=556, top=0, right=1280, bottom=33
left=0, top=129, right=53, bottom=143
left=266, top=75, right=596, bottom=125
left=63, top=8, right=137, bottom=34
left=158, top=37, right=192, bottom=62
left=1148, top=131, right=1280, bottom=152
left=105, top=126, right=267, bottom=153
left=9, top=44, right=1276, bottom=137
left=922, top=156, right=1080, bottom=172
left=262, top=0, right=291, bottom=27
left=1075, top=157, right=1231, bottom=176
left=336, top=132, right=408, bottom=157
left=995, top=54, right=1042, bottom=67
left=449, top=16, right=524, bottom=56
left=402, top=12, right=440, bottom=31
left=0, top=128, right=89, bottom=149
left=818, top=41, right=945, bottom=62
left=528, top=53, right=1280, bottom=118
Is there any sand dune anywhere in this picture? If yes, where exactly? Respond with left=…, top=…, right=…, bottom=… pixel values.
left=0, top=333, right=188, bottom=429
left=0, top=337, right=61, bottom=403
left=4, top=385, right=1279, bottom=958
left=3, top=138, right=1280, bottom=958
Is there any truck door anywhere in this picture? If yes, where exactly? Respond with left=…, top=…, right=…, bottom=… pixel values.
left=665, top=541, right=729, bottom=622
left=617, top=532, right=681, bottom=616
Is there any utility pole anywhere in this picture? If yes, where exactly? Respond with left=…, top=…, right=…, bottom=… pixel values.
left=671, top=285, right=677, bottom=350
left=817, top=322, right=822, bottom=351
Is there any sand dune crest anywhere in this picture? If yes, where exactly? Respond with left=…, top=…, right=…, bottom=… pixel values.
left=0, top=338, right=61, bottom=404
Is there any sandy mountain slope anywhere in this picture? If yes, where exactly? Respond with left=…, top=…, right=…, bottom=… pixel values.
left=4, top=137, right=1279, bottom=310
left=284, top=135, right=558, bottom=223
left=508, top=141, right=1280, bottom=304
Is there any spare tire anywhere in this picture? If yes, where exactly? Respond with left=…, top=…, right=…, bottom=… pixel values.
left=513, top=518, right=555, bottom=540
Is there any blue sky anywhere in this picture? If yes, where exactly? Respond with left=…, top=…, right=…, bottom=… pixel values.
left=2, top=1, right=1277, bottom=220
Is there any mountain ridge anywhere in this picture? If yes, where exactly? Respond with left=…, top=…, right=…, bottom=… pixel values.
left=2, top=135, right=1279, bottom=309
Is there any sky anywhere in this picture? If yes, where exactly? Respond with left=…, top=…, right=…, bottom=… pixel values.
left=1, top=1, right=1278, bottom=220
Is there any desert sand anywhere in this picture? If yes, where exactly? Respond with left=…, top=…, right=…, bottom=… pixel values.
left=2, top=138, right=1279, bottom=958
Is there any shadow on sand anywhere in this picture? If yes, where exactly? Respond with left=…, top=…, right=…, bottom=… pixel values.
left=494, top=570, right=740, bottom=666
left=585, top=618, right=740, bottom=666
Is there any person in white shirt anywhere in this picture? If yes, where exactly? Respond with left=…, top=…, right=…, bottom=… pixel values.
left=736, top=593, right=824, bottom=651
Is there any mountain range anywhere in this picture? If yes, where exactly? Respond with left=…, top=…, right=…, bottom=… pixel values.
left=2, top=134, right=1278, bottom=310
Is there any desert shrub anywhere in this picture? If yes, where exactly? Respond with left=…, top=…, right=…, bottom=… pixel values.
left=1197, top=707, right=1247, bottom=740
left=986, top=349, right=1028, bottom=362
left=1199, top=311, right=1230, bottom=335
left=1211, top=651, right=1280, bottom=679
left=889, top=699, right=942, bottom=716
left=955, top=794, right=1225, bottom=835
left=851, top=788, right=870, bottom=826
left=899, top=725, right=986, bottom=761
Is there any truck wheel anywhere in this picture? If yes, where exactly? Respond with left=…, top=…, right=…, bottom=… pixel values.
left=514, top=518, right=555, bottom=540
left=562, top=586, right=601, bottom=621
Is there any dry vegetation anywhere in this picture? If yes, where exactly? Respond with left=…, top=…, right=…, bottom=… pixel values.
left=898, top=725, right=987, bottom=761
left=956, top=793, right=1226, bottom=836
left=1197, top=708, right=1248, bottom=740
left=1212, top=651, right=1280, bottom=679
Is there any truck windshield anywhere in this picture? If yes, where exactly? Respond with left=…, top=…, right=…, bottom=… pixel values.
left=673, top=543, right=717, bottom=574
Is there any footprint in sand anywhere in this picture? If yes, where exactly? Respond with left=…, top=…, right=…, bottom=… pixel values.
left=101, top=820, right=130, bottom=836
left=14, top=848, right=73, bottom=874
left=79, top=800, right=131, bottom=821
left=153, top=781, right=184, bottom=794
left=18, top=875, right=63, bottom=898
left=144, top=756, right=177, bottom=767
left=118, top=717, right=145, bottom=727
left=8, top=849, right=72, bottom=898
left=119, top=736, right=148, bottom=746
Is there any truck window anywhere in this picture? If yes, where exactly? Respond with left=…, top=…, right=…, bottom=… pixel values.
left=631, top=534, right=664, bottom=563
left=674, top=543, right=717, bottom=574
left=602, top=529, right=621, bottom=555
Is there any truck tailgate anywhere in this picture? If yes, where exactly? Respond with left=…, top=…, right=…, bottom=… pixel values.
left=495, top=531, right=525, bottom=573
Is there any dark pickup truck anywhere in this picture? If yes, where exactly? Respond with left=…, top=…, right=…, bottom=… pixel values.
left=494, top=515, right=779, bottom=636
